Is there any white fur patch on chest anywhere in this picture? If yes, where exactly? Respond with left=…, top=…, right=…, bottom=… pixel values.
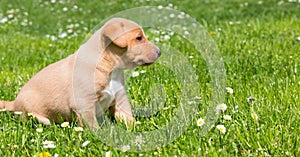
left=96, top=69, right=125, bottom=115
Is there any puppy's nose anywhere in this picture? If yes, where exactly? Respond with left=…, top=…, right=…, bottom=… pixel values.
left=157, top=50, right=161, bottom=57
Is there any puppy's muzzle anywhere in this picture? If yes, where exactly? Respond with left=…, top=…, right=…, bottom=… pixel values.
left=142, top=49, right=161, bottom=66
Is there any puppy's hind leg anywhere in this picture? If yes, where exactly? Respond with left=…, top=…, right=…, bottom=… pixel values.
left=33, top=113, right=51, bottom=125
left=0, top=101, right=6, bottom=109
left=0, top=100, right=15, bottom=111
left=0, top=101, right=51, bottom=125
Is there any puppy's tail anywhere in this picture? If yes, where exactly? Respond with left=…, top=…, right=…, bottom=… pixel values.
left=0, top=100, right=14, bottom=110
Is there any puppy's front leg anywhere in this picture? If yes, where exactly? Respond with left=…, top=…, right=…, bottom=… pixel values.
left=75, top=104, right=99, bottom=131
left=110, top=89, right=134, bottom=128
left=81, top=111, right=99, bottom=130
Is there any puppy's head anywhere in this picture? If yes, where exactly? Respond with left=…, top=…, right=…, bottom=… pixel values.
left=101, top=18, right=161, bottom=69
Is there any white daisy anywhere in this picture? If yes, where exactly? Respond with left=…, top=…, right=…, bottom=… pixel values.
left=105, top=151, right=111, bottom=157
left=36, top=128, right=43, bottom=133
left=132, top=71, right=139, bottom=77
left=60, top=122, right=69, bottom=128
left=58, top=32, right=67, bottom=38
left=223, top=115, right=232, bottom=121
left=42, top=140, right=56, bottom=148
left=225, top=87, right=234, bottom=94
left=163, top=35, right=170, bottom=40
left=216, top=125, right=226, bottom=134
left=135, top=135, right=143, bottom=147
left=216, top=103, right=227, bottom=112
left=196, top=118, right=205, bottom=127
left=74, top=127, right=83, bottom=132
left=62, top=7, right=68, bottom=12
left=121, top=145, right=130, bottom=152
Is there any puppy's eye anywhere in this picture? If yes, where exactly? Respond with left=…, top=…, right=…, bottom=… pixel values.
left=136, top=36, right=143, bottom=41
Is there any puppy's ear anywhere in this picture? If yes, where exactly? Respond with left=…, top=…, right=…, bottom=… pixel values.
left=103, top=33, right=127, bottom=48
left=102, top=18, right=140, bottom=48
left=102, top=21, right=128, bottom=48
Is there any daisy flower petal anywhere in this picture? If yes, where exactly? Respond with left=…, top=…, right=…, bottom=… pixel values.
left=81, top=141, right=90, bottom=147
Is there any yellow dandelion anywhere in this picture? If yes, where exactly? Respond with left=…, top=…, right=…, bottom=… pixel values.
left=209, top=31, right=217, bottom=35
left=35, top=152, right=51, bottom=157
left=196, top=118, right=205, bottom=127
left=27, top=112, right=36, bottom=118
left=162, top=106, right=169, bottom=110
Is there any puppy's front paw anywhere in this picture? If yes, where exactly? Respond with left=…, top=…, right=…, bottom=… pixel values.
left=114, top=112, right=135, bottom=129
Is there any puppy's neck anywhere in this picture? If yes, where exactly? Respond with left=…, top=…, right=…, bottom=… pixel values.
left=97, top=43, right=126, bottom=71
left=96, top=51, right=116, bottom=77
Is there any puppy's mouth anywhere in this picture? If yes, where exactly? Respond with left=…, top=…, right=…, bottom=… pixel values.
left=135, top=59, right=155, bottom=66
left=141, top=62, right=154, bottom=66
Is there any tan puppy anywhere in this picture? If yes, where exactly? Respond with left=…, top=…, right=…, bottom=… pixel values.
left=0, top=18, right=161, bottom=130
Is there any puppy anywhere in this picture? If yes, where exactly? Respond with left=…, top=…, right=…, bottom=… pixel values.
left=0, top=18, right=161, bottom=130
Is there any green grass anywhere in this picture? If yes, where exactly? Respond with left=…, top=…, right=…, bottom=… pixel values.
left=0, top=0, right=300, bottom=156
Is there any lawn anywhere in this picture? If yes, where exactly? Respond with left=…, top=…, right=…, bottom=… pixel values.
left=0, top=0, right=299, bottom=156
